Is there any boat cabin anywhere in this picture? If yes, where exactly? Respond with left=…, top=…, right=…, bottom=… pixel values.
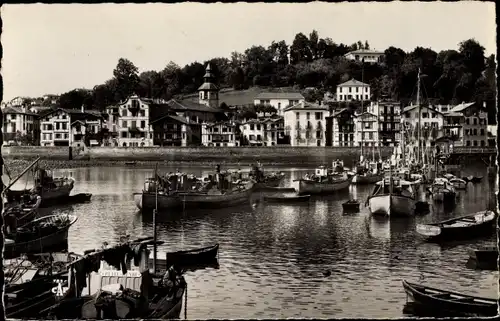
left=373, top=178, right=415, bottom=198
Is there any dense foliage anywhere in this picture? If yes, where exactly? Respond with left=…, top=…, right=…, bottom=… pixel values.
left=57, top=30, right=496, bottom=122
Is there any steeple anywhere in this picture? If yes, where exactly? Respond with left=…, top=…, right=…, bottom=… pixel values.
left=198, top=63, right=219, bottom=108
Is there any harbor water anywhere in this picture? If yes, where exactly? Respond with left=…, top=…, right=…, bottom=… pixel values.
left=10, top=164, right=498, bottom=318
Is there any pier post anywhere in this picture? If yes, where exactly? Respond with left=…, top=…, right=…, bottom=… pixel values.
left=68, top=146, right=73, bottom=160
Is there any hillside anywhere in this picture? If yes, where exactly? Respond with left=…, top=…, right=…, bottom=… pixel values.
left=181, top=86, right=302, bottom=106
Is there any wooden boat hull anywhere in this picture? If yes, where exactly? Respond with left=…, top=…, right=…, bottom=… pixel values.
left=469, top=248, right=498, bottom=263
left=368, top=194, right=416, bottom=217
left=297, top=177, right=351, bottom=195
left=166, top=244, right=219, bottom=268
left=4, top=215, right=78, bottom=259
left=352, top=173, right=383, bottom=185
left=402, top=280, right=498, bottom=317
left=253, top=175, right=285, bottom=190
left=416, top=211, right=497, bottom=242
left=432, top=189, right=456, bottom=203
left=136, top=186, right=253, bottom=211
left=264, top=194, right=310, bottom=203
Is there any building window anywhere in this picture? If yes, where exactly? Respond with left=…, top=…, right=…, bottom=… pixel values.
left=277, top=102, right=281, bottom=109
left=480, top=129, right=485, bottom=136
left=473, top=140, right=478, bottom=146
left=250, top=124, right=254, bottom=130
left=369, top=132, right=373, bottom=139
left=306, top=112, right=310, bottom=120
left=473, top=118, right=478, bottom=125
left=473, top=129, right=477, bottom=135
left=348, top=87, right=352, bottom=93
left=466, top=118, right=470, bottom=125
left=122, top=109, right=127, bottom=117
left=315, top=112, right=322, bottom=120
left=141, top=121, right=145, bottom=128
left=481, top=140, right=485, bottom=147
left=422, top=113, right=428, bottom=118
left=122, top=121, right=127, bottom=127
left=121, top=132, right=127, bottom=138
left=257, top=124, right=261, bottom=130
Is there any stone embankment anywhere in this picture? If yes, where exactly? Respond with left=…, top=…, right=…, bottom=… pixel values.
left=3, top=146, right=393, bottom=176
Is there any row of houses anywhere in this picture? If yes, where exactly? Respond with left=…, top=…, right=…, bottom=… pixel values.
left=2, top=64, right=492, bottom=150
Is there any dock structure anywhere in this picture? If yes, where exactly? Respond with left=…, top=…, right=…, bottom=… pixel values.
left=449, top=147, right=497, bottom=156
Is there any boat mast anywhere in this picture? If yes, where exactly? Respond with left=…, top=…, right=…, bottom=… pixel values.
left=416, top=68, right=421, bottom=166
left=360, top=60, right=365, bottom=161
left=153, top=162, right=158, bottom=273
left=2, top=156, right=41, bottom=194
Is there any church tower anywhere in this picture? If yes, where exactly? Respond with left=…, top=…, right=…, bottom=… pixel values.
left=198, top=63, right=219, bottom=108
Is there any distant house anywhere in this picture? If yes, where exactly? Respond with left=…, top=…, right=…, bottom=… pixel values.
left=332, top=108, right=356, bottom=147
left=2, top=106, right=40, bottom=146
left=344, top=49, right=384, bottom=63
left=354, top=103, right=381, bottom=147
left=336, top=79, right=371, bottom=102
left=283, top=101, right=328, bottom=147
left=39, top=107, right=104, bottom=147
left=253, top=92, right=305, bottom=116
left=240, top=116, right=285, bottom=146
left=444, top=102, right=489, bottom=148
left=201, top=121, right=240, bottom=147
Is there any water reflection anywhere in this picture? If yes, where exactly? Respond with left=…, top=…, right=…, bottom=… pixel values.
left=7, top=164, right=498, bottom=318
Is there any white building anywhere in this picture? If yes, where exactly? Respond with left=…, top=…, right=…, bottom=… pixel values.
left=336, top=79, right=371, bottom=102
left=240, top=116, right=284, bottom=146
left=2, top=106, right=39, bottom=145
left=201, top=122, right=240, bottom=147
left=283, top=101, right=328, bottom=147
left=253, top=92, right=305, bottom=116
left=354, top=103, right=380, bottom=147
left=39, top=107, right=104, bottom=147
left=344, top=49, right=384, bottom=63
left=115, top=95, right=155, bottom=147
left=444, top=102, right=489, bottom=148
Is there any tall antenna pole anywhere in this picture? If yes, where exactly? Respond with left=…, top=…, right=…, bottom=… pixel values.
left=416, top=68, right=421, bottom=165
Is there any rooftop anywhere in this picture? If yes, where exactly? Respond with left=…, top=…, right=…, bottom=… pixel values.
left=283, top=101, right=328, bottom=112
left=255, top=92, right=305, bottom=100
left=2, top=106, right=37, bottom=116
left=338, top=79, right=370, bottom=87
left=402, top=105, right=443, bottom=114
left=449, top=102, right=476, bottom=113
left=345, top=49, right=384, bottom=55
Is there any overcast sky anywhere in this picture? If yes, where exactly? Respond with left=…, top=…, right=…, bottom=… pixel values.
left=1, top=2, right=496, bottom=101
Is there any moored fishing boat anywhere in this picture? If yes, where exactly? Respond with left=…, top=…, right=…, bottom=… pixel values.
left=135, top=165, right=254, bottom=211
left=248, top=163, right=285, bottom=189
left=402, top=280, right=498, bottom=317
left=6, top=168, right=75, bottom=206
left=3, top=214, right=78, bottom=259
left=429, top=178, right=457, bottom=203
left=3, top=194, right=42, bottom=227
left=41, top=237, right=187, bottom=320
left=352, top=155, right=383, bottom=185
left=367, top=175, right=416, bottom=217
left=296, top=160, right=352, bottom=195
left=5, top=252, right=82, bottom=319
left=416, top=210, right=496, bottom=242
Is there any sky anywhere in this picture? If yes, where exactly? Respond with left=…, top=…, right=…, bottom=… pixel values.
left=1, top=2, right=496, bottom=101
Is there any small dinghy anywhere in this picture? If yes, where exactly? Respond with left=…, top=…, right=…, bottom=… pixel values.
left=67, top=193, right=92, bottom=204
left=263, top=193, right=311, bottom=203
left=342, top=199, right=360, bottom=213
left=449, top=178, right=467, bottom=190
left=402, top=280, right=498, bottom=317
left=467, top=247, right=498, bottom=270
left=166, top=243, right=219, bottom=268
left=416, top=210, right=496, bottom=242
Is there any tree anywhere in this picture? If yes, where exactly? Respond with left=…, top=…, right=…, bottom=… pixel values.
left=290, top=33, right=312, bottom=64
left=459, top=39, right=486, bottom=79
left=113, top=58, right=140, bottom=102
left=59, top=89, right=93, bottom=110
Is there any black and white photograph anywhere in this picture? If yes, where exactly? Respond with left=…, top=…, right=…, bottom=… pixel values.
left=0, top=1, right=497, bottom=319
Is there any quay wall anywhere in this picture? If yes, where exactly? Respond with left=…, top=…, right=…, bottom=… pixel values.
left=2, top=146, right=394, bottom=165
